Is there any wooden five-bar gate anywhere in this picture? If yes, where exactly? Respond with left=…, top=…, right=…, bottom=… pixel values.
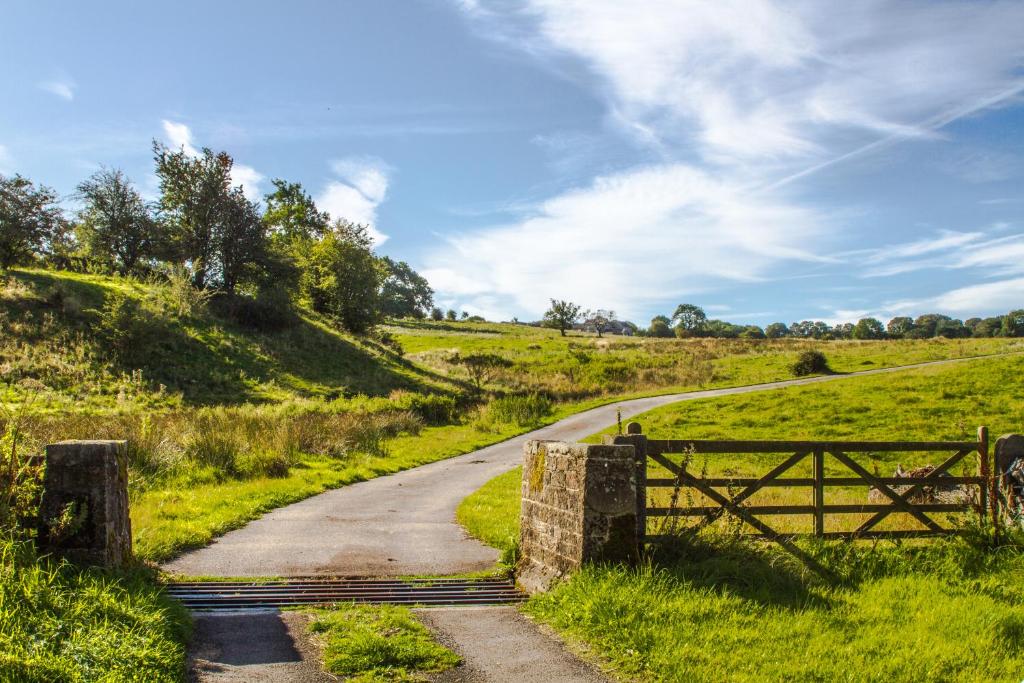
left=608, top=424, right=997, bottom=562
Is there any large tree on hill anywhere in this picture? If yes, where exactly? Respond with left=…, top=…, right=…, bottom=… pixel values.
left=886, top=316, right=914, bottom=339
left=672, top=303, right=707, bottom=337
left=300, top=220, right=384, bottom=334
left=75, top=168, right=159, bottom=275
left=0, top=174, right=65, bottom=270
left=764, top=322, right=789, bottom=338
left=379, top=256, right=433, bottom=319
left=154, top=141, right=271, bottom=291
left=263, top=179, right=329, bottom=244
left=543, top=299, right=582, bottom=336
left=584, top=309, right=615, bottom=337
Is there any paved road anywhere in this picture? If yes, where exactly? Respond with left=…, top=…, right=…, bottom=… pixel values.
left=163, top=354, right=998, bottom=578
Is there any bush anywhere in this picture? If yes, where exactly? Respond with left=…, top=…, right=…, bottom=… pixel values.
left=90, top=293, right=169, bottom=367
left=407, top=394, right=459, bottom=425
left=488, top=393, right=553, bottom=426
left=791, top=350, right=830, bottom=376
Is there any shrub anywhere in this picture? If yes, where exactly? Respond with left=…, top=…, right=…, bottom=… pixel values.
left=407, top=394, right=459, bottom=425
left=89, top=293, right=169, bottom=367
left=791, top=350, right=830, bottom=376
left=488, top=393, right=553, bottom=426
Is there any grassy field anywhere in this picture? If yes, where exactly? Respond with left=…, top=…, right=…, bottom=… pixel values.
left=389, top=318, right=1020, bottom=402
left=457, top=354, right=1024, bottom=682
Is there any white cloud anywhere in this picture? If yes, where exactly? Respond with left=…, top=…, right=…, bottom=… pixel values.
left=440, top=1, right=1024, bottom=319
left=884, top=278, right=1024, bottom=317
left=38, top=79, right=75, bottom=101
left=317, top=157, right=391, bottom=246
left=424, top=163, right=828, bottom=317
left=162, top=119, right=200, bottom=156
left=160, top=119, right=264, bottom=201
left=853, top=228, right=1024, bottom=278
left=0, top=145, right=12, bottom=175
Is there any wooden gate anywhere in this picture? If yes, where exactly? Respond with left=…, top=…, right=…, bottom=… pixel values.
left=608, top=425, right=996, bottom=553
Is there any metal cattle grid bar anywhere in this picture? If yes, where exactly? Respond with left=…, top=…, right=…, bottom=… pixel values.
left=164, top=577, right=526, bottom=611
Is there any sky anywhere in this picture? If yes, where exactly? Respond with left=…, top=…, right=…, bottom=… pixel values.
left=2, top=0, right=1023, bottom=326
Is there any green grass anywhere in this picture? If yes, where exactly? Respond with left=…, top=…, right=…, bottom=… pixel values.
left=455, top=466, right=521, bottom=564
left=0, top=538, right=190, bottom=682
left=308, top=604, right=460, bottom=681
left=456, top=354, right=1024, bottom=682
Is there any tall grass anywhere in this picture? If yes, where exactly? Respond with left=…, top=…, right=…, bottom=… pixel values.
left=0, top=538, right=189, bottom=682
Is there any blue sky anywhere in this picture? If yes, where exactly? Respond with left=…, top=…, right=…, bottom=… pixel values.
left=2, top=1, right=1023, bottom=325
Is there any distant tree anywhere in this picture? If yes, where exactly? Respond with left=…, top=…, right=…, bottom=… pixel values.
left=379, top=256, right=434, bottom=319
left=936, top=318, right=969, bottom=338
left=452, top=352, right=513, bottom=391
left=911, top=314, right=950, bottom=338
left=1000, top=310, right=1024, bottom=337
left=584, top=309, right=615, bottom=337
left=649, top=317, right=673, bottom=338
left=300, top=220, right=383, bottom=334
left=972, top=317, right=1002, bottom=338
left=672, top=303, right=707, bottom=337
left=75, top=168, right=159, bottom=275
left=740, top=325, right=766, bottom=339
left=460, top=311, right=469, bottom=320
left=698, top=319, right=744, bottom=338
left=789, top=321, right=813, bottom=338
left=810, top=321, right=832, bottom=339
left=0, top=174, right=65, bottom=270
left=542, top=299, right=582, bottom=336
left=445, top=308, right=457, bottom=321
left=430, top=306, right=444, bottom=321
left=886, top=316, right=915, bottom=339
left=764, top=322, right=789, bottom=339
left=833, top=323, right=854, bottom=340
left=852, top=317, right=885, bottom=340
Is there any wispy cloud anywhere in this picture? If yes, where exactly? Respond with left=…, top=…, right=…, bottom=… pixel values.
left=854, top=227, right=1024, bottom=278
left=424, top=163, right=828, bottom=316
left=316, top=157, right=391, bottom=246
left=38, top=77, right=75, bottom=101
left=160, top=119, right=264, bottom=202
left=441, top=0, right=1024, bottom=319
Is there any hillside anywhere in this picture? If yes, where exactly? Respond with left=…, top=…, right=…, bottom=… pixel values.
left=0, top=268, right=454, bottom=412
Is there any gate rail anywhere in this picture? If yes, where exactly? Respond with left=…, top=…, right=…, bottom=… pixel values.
left=608, top=425, right=996, bottom=551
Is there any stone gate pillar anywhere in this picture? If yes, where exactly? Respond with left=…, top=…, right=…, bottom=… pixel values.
left=39, top=440, right=131, bottom=567
left=518, top=440, right=638, bottom=593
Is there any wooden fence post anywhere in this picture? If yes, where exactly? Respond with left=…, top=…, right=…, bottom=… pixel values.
left=978, top=425, right=998, bottom=542
left=813, top=448, right=825, bottom=537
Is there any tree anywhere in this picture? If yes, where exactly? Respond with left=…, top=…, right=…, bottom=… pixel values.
left=451, top=352, right=512, bottom=391
left=1000, top=310, right=1024, bottom=338
left=740, top=325, right=766, bottom=339
left=430, top=307, right=443, bottom=321
left=460, top=311, right=469, bottom=320
left=833, top=323, right=854, bottom=340
left=542, top=299, right=582, bottom=336
left=584, top=309, right=615, bottom=337
left=672, top=303, right=707, bottom=337
left=217, top=188, right=267, bottom=294
left=379, top=257, right=433, bottom=319
left=445, top=309, right=457, bottom=321
left=972, top=317, right=1002, bottom=338
left=649, top=316, right=673, bottom=338
left=262, top=179, right=329, bottom=243
left=852, top=317, right=885, bottom=340
left=0, top=174, right=65, bottom=270
left=300, top=220, right=384, bottom=334
left=764, top=322, right=789, bottom=339
left=153, top=142, right=234, bottom=288
left=75, top=168, right=158, bottom=275
left=886, top=316, right=914, bottom=339
left=911, top=314, right=950, bottom=338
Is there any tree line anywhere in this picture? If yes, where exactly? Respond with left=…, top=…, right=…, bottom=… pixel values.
left=542, top=300, right=1024, bottom=340
left=0, top=144, right=434, bottom=334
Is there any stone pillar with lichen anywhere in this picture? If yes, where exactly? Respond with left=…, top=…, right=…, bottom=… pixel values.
left=518, top=440, right=638, bottom=593
left=39, top=440, right=131, bottom=567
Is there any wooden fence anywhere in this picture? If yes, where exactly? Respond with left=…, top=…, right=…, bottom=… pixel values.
left=608, top=425, right=997, bottom=553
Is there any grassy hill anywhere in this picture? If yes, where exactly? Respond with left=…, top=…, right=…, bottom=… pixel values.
left=1, top=268, right=451, bottom=413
